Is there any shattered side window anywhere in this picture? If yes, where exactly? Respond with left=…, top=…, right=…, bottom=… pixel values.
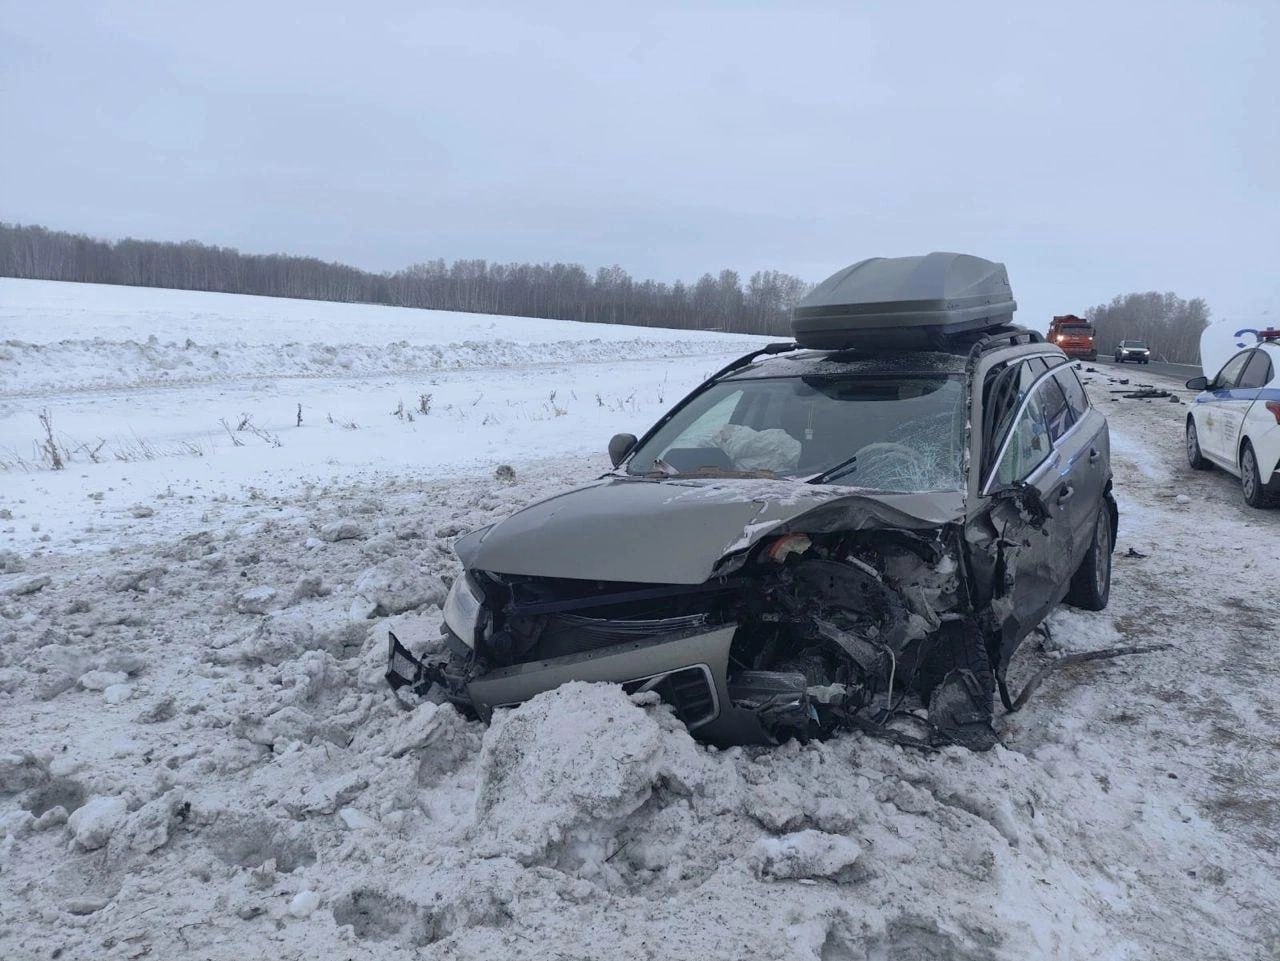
left=981, top=355, right=1067, bottom=480
left=992, top=387, right=1051, bottom=487
left=982, top=359, right=1034, bottom=474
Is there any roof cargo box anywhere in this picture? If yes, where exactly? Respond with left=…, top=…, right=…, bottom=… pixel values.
left=792, top=252, right=1017, bottom=350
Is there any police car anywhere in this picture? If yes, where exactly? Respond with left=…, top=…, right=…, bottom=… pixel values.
left=1185, top=328, right=1280, bottom=508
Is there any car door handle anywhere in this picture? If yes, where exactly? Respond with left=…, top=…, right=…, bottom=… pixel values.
left=1057, top=484, right=1075, bottom=504
left=1089, top=448, right=1101, bottom=463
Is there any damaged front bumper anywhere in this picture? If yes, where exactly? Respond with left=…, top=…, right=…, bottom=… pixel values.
left=385, top=526, right=1002, bottom=750
left=387, top=624, right=794, bottom=746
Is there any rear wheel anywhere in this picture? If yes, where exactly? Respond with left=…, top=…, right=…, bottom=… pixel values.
left=1240, top=443, right=1275, bottom=508
left=1186, top=418, right=1211, bottom=470
left=1065, top=504, right=1113, bottom=611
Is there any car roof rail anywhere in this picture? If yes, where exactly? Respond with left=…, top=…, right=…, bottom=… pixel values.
left=712, top=329, right=1044, bottom=384
left=962, top=325, right=1045, bottom=356
left=709, top=341, right=800, bottom=381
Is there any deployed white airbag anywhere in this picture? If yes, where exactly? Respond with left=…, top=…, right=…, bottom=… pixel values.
left=711, top=424, right=801, bottom=472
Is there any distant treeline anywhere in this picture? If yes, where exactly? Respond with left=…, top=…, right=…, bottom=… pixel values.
left=0, top=222, right=808, bottom=335
left=1085, top=291, right=1210, bottom=363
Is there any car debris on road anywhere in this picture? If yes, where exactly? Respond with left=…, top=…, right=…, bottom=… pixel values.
left=1112, top=387, right=1173, bottom=400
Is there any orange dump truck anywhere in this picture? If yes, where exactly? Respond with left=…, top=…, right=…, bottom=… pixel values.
left=1047, top=314, right=1097, bottom=360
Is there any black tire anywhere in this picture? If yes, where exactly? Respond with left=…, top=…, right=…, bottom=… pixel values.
left=905, top=622, right=997, bottom=749
left=909, top=621, right=995, bottom=703
left=1186, top=418, right=1212, bottom=470
left=1065, top=503, right=1113, bottom=611
left=1240, top=442, right=1276, bottom=508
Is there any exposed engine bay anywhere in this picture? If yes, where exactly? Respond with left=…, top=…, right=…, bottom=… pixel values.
left=387, top=522, right=1000, bottom=749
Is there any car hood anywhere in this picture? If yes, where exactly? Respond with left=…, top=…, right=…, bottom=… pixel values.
left=456, top=476, right=964, bottom=584
left=1200, top=320, right=1258, bottom=380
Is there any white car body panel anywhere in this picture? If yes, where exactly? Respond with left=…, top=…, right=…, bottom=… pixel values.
left=1189, top=341, right=1280, bottom=483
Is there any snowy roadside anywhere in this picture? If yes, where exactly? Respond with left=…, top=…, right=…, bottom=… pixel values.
left=1, top=280, right=768, bottom=556
left=2, top=356, right=1279, bottom=960
left=0, top=355, right=740, bottom=556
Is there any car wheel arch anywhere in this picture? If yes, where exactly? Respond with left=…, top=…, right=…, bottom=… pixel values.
left=1103, top=485, right=1118, bottom=544
left=1238, top=439, right=1271, bottom=507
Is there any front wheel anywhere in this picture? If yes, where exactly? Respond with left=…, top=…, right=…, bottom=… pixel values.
left=1241, top=443, right=1275, bottom=508
left=1186, top=419, right=1211, bottom=470
left=1065, top=503, right=1113, bottom=611
left=909, top=622, right=996, bottom=750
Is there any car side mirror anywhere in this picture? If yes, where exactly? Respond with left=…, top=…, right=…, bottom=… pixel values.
left=608, top=433, right=638, bottom=467
left=1185, top=375, right=1208, bottom=391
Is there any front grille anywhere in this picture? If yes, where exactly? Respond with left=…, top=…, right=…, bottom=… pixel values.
left=553, top=611, right=710, bottom=639
left=624, top=665, right=718, bottom=729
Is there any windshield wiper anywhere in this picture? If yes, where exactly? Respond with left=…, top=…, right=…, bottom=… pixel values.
left=808, top=454, right=857, bottom=484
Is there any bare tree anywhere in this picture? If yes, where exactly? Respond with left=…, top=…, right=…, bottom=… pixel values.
left=1086, top=292, right=1210, bottom=363
left=0, top=222, right=808, bottom=335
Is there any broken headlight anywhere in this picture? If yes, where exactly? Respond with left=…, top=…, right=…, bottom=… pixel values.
left=443, top=572, right=485, bottom=648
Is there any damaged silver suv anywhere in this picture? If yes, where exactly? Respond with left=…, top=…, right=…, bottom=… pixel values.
left=388, top=253, right=1117, bottom=749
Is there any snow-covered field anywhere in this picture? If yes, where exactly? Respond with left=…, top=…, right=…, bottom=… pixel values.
left=0, top=279, right=767, bottom=554
left=2, top=281, right=1279, bottom=960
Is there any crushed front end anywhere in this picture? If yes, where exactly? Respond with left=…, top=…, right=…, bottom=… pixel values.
left=386, top=521, right=993, bottom=748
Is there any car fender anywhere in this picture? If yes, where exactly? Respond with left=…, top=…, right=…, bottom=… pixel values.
left=1240, top=396, right=1280, bottom=478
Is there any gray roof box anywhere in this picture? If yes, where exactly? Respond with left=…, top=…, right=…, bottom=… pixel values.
left=792, top=252, right=1016, bottom=350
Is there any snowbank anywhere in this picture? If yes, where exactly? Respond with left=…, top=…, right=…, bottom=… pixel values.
left=0, top=334, right=761, bottom=396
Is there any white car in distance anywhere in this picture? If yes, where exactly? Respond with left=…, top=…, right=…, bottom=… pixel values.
left=1185, top=330, right=1280, bottom=507
left=1113, top=340, right=1151, bottom=364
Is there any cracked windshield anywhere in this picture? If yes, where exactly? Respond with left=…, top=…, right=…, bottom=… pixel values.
left=626, top=373, right=966, bottom=491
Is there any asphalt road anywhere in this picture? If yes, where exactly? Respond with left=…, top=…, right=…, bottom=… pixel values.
left=1089, top=357, right=1202, bottom=382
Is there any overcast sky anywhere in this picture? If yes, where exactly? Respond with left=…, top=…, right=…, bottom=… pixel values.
left=2, top=0, right=1276, bottom=328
